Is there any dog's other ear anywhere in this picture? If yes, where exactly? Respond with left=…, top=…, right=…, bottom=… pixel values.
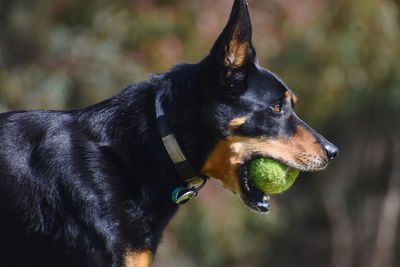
left=210, top=0, right=254, bottom=71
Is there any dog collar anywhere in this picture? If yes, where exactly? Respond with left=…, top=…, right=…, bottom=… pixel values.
left=155, top=89, right=207, bottom=205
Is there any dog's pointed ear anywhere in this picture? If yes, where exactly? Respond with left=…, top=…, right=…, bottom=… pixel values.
left=210, top=0, right=254, bottom=71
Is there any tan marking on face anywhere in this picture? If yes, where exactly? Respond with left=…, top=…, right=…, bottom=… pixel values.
left=125, top=250, right=152, bottom=267
left=228, top=117, right=247, bottom=129
left=201, top=126, right=327, bottom=193
left=292, top=94, right=298, bottom=104
left=284, top=90, right=291, bottom=98
left=201, top=139, right=242, bottom=193
left=285, top=90, right=298, bottom=105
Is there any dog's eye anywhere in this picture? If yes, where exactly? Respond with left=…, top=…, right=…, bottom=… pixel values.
left=272, top=103, right=282, bottom=113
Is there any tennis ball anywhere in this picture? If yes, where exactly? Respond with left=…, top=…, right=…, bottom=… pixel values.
left=248, top=158, right=299, bottom=194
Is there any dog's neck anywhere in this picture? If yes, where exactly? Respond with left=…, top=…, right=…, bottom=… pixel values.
left=74, top=60, right=215, bottom=250
left=156, top=61, right=212, bottom=172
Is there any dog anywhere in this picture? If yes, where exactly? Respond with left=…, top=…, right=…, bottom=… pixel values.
left=0, top=0, right=338, bottom=266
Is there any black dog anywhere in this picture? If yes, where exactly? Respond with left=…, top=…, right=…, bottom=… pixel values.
left=0, top=1, right=337, bottom=266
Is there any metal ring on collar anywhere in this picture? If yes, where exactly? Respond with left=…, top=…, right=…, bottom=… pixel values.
left=171, top=177, right=207, bottom=205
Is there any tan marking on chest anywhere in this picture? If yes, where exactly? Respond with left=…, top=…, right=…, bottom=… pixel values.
left=125, top=250, right=153, bottom=267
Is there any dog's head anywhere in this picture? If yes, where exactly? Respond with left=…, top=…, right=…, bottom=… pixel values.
left=199, top=0, right=338, bottom=212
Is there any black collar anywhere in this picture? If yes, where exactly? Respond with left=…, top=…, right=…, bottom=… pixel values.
left=155, top=89, right=207, bottom=204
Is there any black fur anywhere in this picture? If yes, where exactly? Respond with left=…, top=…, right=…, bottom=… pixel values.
left=0, top=1, right=337, bottom=266
left=0, top=81, right=183, bottom=266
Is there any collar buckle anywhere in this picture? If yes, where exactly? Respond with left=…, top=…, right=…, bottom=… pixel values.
left=171, top=177, right=207, bottom=205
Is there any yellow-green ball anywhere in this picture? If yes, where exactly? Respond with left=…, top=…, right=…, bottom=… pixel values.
left=248, top=158, right=299, bottom=194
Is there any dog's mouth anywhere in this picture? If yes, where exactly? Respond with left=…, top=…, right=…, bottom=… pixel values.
left=237, top=155, right=270, bottom=213
left=237, top=154, right=299, bottom=213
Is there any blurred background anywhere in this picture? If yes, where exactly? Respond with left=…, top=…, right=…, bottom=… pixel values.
left=0, top=0, right=399, bottom=266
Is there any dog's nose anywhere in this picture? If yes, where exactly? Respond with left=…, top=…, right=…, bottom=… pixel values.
left=324, top=144, right=338, bottom=161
